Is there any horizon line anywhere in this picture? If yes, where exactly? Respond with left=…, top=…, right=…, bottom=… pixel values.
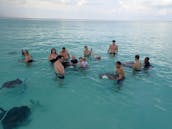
left=0, top=16, right=172, bottom=22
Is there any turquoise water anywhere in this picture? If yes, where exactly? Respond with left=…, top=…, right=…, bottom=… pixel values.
left=0, top=19, right=172, bottom=129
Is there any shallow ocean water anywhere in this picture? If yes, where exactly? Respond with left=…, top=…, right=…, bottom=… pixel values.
left=0, top=19, right=172, bottom=129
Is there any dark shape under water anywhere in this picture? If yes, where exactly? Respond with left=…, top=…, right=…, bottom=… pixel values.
left=1, top=78, right=23, bottom=89
left=122, top=61, right=134, bottom=68
left=99, top=73, right=117, bottom=80
left=0, top=106, right=31, bottom=129
left=7, top=52, right=18, bottom=55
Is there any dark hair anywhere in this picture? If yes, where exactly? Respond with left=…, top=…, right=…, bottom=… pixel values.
left=51, top=48, right=57, bottom=54
left=84, top=46, right=88, bottom=48
left=145, top=57, right=149, bottom=61
left=112, top=40, right=116, bottom=43
left=25, top=50, right=29, bottom=55
left=135, top=55, right=140, bottom=60
left=21, top=49, right=25, bottom=56
left=116, top=61, right=121, bottom=65
left=79, top=57, right=83, bottom=59
left=62, top=47, right=65, bottom=50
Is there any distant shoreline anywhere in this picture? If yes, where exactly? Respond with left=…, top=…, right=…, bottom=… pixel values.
left=0, top=17, right=172, bottom=22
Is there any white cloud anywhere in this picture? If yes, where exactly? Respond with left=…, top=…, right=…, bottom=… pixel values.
left=0, top=0, right=172, bottom=20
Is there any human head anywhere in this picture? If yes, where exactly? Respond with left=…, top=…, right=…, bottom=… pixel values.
left=51, top=48, right=57, bottom=54
left=112, top=40, right=116, bottom=44
left=84, top=46, right=88, bottom=49
left=72, top=55, right=76, bottom=60
left=116, top=61, right=122, bottom=69
left=144, top=57, right=150, bottom=62
left=23, top=50, right=29, bottom=56
left=62, top=47, right=66, bottom=51
left=79, top=57, right=83, bottom=62
left=135, top=55, right=140, bottom=60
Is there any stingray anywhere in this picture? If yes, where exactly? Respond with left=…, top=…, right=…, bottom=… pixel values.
left=0, top=106, right=31, bottom=129
left=99, top=73, right=117, bottom=80
left=1, top=78, right=23, bottom=90
left=7, top=52, right=18, bottom=55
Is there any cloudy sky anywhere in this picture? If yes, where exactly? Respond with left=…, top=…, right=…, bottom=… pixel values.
left=0, top=0, right=172, bottom=20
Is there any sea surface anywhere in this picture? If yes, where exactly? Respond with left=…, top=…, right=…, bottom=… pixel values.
left=0, top=19, right=172, bottom=129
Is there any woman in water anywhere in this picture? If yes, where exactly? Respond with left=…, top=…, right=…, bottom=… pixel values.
left=144, top=57, right=151, bottom=69
left=23, top=50, right=33, bottom=63
left=48, top=48, right=58, bottom=63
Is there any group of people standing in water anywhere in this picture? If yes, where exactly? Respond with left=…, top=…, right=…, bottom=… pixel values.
left=21, top=40, right=152, bottom=85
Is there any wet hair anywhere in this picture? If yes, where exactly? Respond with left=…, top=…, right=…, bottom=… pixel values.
left=112, top=40, right=116, bottom=43
left=79, top=57, right=83, bottom=60
left=62, top=47, right=65, bottom=50
left=116, top=61, right=122, bottom=65
left=24, top=50, right=29, bottom=55
left=135, top=55, right=140, bottom=60
left=84, top=46, right=88, bottom=49
left=145, top=57, right=149, bottom=61
left=21, top=49, right=25, bottom=56
left=51, top=48, right=57, bottom=54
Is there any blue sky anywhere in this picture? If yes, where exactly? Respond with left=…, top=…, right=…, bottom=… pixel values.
left=0, top=0, right=172, bottom=20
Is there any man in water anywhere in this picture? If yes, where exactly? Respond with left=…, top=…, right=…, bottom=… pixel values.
left=84, top=46, right=92, bottom=57
left=133, top=55, right=142, bottom=71
left=116, top=61, right=125, bottom=84
left=108, top=40, right=118, bottom=54
left=71, top=55, right=78, bottom=65
left=54, top=55, right=65, bottom=79
left=60, top=47, right=70, bottom=60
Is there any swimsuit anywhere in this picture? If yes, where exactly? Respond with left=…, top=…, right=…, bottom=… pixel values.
left=55, top=73, right=65, bottom=79
left=116, top=73, right=125, bottom=84
left=117, top=77, right=125, bottom=84
left=50, top=58, right=57, bottom=63
left=27, top=60, right=33, bottom=63
left=109, top=52, right=116, bottom=55
left=71, top=59, right=78, bottom=64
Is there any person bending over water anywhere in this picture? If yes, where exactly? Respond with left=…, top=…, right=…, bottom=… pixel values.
left=60, top=47, right=70, bottom=61
left=48, top=48, right=58, bottom=63
left=71, top=55, right=78, bottom=65
left=144, top=57, right=151, bottom=69
left=116, top=61, right=125, bottom=85
left=84, top=46, right=92, bottom=57
left=108, top=40, right=118, bottom=54
left=54, top=55, right=65, bottom=79
left=22, top=50, right=33, bottom=63
left=133, top=55, right=142, bottom=71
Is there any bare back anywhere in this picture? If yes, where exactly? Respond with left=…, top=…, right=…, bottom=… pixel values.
left=54, top=60, right=64, bottom=75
